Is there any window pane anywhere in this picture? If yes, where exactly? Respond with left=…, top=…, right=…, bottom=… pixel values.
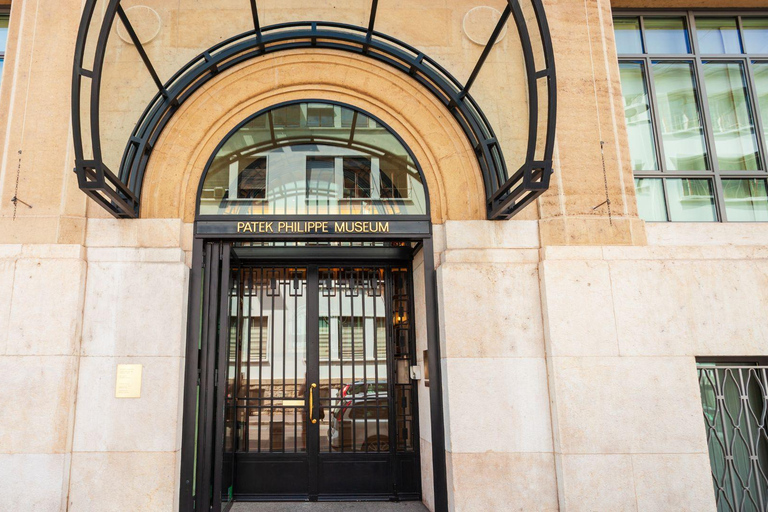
left=666, top=178, right=717, bottom=221
left=614, top=17, right=643, bottom=54
left=723, top=179, right=768, bottom=221
left=200, top=102, right=426, bottom=215
left=619, top=63, right=658, bottom=170
left=753, top=62, right=768, bottom=151
left=696, top=17, right=742, bottom=54
left=0, top=14, right=8, bottom=54
left=645, top=17, right=691, bottom=54
left=651, top=62, right=708, bottom=170
left=634, top=178, right=668, bottom=221
left=702, top=62, right=760, bottom=170
left=743, top=18, right=768, bottom=54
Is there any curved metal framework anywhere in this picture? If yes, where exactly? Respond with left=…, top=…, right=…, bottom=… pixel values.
left=72, top=0, right=556, bottom=220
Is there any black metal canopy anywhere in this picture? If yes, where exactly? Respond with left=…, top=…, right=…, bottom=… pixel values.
left=72, top=0, right=556, bottom=220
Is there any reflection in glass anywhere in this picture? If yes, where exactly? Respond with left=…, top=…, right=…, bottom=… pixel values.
left=752, top=62, right=768, bottom=152
left=200, top=102, right=427, bottom=215
left=696, top=18, right=742, bottom=54
left=645, top=17, right=691, bottom=54
left=0, top=14, right=8, bottom=54
left=232, top=268, right=309, bottom=454
left=614, top=17, right=643, bottom=54
left=743, top=18, right=768, bottom=54
left=651, top=62, right=708, bottom=170
left=723, top=179, right=768, bottom=221
left=319, top=268, right=390, bottom=454
left=666, top=178, right=717, bottom=221
left=702, top=62, right=760, bottom=170
left=619, top=63, right=658, bottom=170
left=634, top=178, right=667, bottom=221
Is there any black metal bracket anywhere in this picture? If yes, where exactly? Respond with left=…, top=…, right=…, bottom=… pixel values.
left=72, top=0, right=556, bottom=220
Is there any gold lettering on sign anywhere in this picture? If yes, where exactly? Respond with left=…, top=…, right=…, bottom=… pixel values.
left=237, top=221, right=389, bottom=234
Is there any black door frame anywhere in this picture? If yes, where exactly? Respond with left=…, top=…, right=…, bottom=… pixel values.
left=179, top=234, right=448, bottom=512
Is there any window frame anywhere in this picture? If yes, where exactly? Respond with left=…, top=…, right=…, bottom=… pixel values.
left=615, top=9, right=768, bottom=222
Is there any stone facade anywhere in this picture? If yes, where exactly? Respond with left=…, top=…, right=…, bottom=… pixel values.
left=0, top=0, right=766, bottom=511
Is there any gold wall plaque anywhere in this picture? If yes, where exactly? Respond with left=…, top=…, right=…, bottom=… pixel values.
left=115, top=364, right=143, bottom=398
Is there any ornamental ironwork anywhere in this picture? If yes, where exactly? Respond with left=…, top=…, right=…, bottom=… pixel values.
left=72, top=1, right=556, bottom=220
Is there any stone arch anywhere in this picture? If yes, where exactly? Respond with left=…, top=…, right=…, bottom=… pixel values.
left=140, top=49, right=485, bottom=223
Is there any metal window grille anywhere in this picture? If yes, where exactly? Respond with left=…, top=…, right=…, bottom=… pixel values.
left=698, top=364, right=768, bottom=511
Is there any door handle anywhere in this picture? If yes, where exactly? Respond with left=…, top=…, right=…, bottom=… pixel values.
left=309, top=383, right=317, bottom=424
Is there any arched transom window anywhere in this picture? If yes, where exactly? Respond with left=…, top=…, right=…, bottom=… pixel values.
left=199, top=101, right=428, bottom=216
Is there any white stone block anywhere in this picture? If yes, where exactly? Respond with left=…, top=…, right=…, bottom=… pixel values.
left=82, top=261, right=188, bottom=357
left=448, top=451, right=558, bottom=511
left=646, top=222, right=768, bottom=246
left=550, top=356, right=708, bottom=455
left=444, top=220, right=539, bottom=250
left=0, top=259, right=16, bottom=354
left=438, top=262, right=545, bottom=358
left=540, top=259, right=619, bottom=357
left=0, top=453, right=69, bottom=511
left=7, top=258, right=86, bottom=355
left=0, top=355, right=77, bottom=453
left=559, top=454, right=637, bottom=511
left=68, top=451, right=176, bottom=512
left=632, top=453, right=715, bottom=511
left=72, top=356, right=183, bottom=452
left=609, top=259, right=768, bottom=357
left=443, top=357, right=552, bottom=453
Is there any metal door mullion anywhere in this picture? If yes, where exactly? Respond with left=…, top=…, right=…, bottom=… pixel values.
left=643, top=57, right=668, bottom=174
left=372, top=268, right=381, bottom=452
left=282, top=269, right=288, bottom=454
left=212, top=244, right=232, bottom=512
left=269, top=270, right=276, bottom=453
left=693, top=54, right=726, bottom=221
left=361, top=269, right=369, bottom=453
left=384, top=266, right=398, bottom=495
left=351, top=269, right=357, bottom=453
left=306, top=265, right=320, bottom=500
left=338, top=276, right=345, bottom=454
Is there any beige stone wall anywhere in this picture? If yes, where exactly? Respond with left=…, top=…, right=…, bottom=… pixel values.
left=0, top=0, right=649, bottom=246
left=0, top=220, right=190, bottom=511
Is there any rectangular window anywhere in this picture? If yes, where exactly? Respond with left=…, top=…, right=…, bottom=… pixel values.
left=697, top=361, right=768, bottom=511
left=342, top=158, right=371, bottom=199
left=380, top=160, right=411, bottom=199
left=615, top=11, right=768, bottom=222
left=0, top=13, right=8, bottom=79
left=307, top=105, right=334, bottom=128
left=238, top=158, right=267, bottom=199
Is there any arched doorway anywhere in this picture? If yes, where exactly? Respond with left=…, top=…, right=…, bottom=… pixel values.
left=180, top=101, right=442, bottom=511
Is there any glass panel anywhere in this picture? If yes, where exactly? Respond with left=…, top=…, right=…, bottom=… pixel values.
left=236, top=268, right=308, bottom=454
left=0, top=14, right=9, bottom=54
left=743, top=18, right=768, bottom=54
left=696, top=17, right=742, bottom=54
left=200, top=102, right=427, bottom=215
left=752, top=62, right=768, bottom=151
left=319, top=268, right=389, bottom=454
left=723, top=179, right=768, bottom=221
left=702, top=62, right=760, bottom=170
left=614, top=17, right=644, bottom=54
left=619, top=62, right=658, bottom=170
left=645, top=17, right=691, bottom=54
left=634, top=178, right=668, bottom=221
left=666, top=178, right=717, bottom=221
left=651, top=62, right=709, bottom=170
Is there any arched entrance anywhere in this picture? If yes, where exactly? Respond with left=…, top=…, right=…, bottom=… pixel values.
left=181, top=101, right=442, bottom=511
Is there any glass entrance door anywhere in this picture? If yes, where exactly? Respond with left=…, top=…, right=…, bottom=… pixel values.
left=225, top=263, right=420, bottom=501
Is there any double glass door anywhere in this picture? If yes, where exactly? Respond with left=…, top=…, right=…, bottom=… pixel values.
left=207, top=257, right=419, bottom=505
